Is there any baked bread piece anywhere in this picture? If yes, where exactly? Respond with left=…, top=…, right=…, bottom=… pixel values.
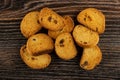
left=39, top=7, right=65, bottom=31
left=20, top=11, right=42, bottom=38
left=73, top=25, right=99, bottom=47
left=77, top=8, right=105, bottom=34
left=20, top=45, right=51, bottom=69
left=48, top=15, right=74, bottom=39
left=80, top=45, right=102, bottom=70
left=26, top=33, right=54, bottom=56
left=55, top=33, right=77, bottom=60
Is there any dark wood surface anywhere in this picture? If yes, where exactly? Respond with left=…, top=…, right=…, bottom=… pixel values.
left=0, top=0, right=120, bottom=80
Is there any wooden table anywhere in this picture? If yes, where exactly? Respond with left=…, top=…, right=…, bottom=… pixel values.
left=0, top=0, right=120, bottom=80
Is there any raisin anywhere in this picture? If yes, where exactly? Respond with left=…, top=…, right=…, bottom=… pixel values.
left=84, top=18, right=86, bottom=21
left=59, top=39, right=64, bottom=44
left=85, top=13, right=87, bottom=17
left=37, top=20, right=40, bottom=24
left=48, top=16, right=52, bottom=22
left=54, top=20, right=57, bottom=24
left=31, top=57, right=35, bottom=60
left=87, top=16, right=92, bottom=21
left=84, top=42, right=87, bottom=44
left=33, top=38, right=36, bottom=41
left=41, top=18, right=43, bottom=21
left=59, top=39, right=64, bottom=47
left=81, top=61, right=88, bottom=67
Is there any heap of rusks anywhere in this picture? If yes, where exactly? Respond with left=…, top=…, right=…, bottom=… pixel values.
left=20, top=7, right=105, bottom=70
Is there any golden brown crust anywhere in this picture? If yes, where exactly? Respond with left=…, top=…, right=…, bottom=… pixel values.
left=19, top=7, right=105, bottom=70
left=73, top=25, right=99, bottom=47
left=55, top=33, right=77, bottom=60
left=26, top=33, right=54, bottom=56
left=39, top=7, right=65, bottom=31
left=80, top=45, right=102, bottom=70
left=77, top=8, right=105, bottom=34
left=20, top=45, right=51, bottom=69
left=48, top=15, right=74, bottom=39
left=20, top=11, right=42, bottom=38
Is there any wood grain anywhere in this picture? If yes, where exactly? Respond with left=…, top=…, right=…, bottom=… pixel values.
left=0, top=0, right=120, bottom=80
